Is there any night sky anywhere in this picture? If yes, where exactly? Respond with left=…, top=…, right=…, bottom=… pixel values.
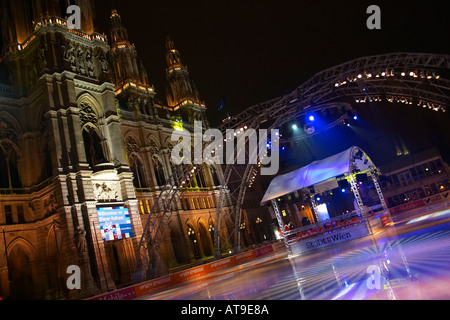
left=91, top=0, right=449, bottom=167
left=93, top=0, right=449, bottom=121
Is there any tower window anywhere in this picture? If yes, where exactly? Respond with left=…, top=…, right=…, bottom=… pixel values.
left=82, top=128, right=107, bottom=168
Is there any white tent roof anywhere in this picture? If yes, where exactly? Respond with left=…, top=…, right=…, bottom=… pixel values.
left=261, top=146, right=373, bottom=203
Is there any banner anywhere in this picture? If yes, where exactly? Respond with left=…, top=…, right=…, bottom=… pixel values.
left=389, top=192, right=449, bottom=215
left=289, top=223, right=369, bottom=255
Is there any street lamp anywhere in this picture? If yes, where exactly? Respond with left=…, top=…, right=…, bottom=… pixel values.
left=187, top=226, right=200, bottom=259
left=208, top=223, right=215, bottom=245
left=187, top=227, right=195, bottom=238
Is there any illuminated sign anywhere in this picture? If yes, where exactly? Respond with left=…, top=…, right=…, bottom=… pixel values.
left=316, top=203, right=330, bottom=222
left=97, top=206, right=134, bottom=241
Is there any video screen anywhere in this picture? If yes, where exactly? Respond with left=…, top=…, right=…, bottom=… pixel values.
left=96, top=206, right=134, bottom=241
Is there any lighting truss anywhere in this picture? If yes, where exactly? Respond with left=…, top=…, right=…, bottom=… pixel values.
left=134, top=52, right=450, bottom=280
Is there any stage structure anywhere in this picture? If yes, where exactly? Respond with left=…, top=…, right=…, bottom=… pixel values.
left=134, top=52, right=450, bottom=280
left=261, top=146, right=392, bottom=256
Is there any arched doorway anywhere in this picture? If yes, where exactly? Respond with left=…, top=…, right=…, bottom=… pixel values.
left=198, top=222, right=214, bottom=258
left=8, top=239, right=36, bottom=299
left=169, top=226, right=188, bottom=265
left=46, top=226, right=65, bottom=299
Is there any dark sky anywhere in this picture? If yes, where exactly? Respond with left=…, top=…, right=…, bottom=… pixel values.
left=91, top=0, right=449, bottom=167
left=93, top=0, right=449, bottom=127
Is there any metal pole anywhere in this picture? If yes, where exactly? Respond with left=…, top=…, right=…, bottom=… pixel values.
left=369, top=171, right=392, bottom=223
left=348, top=174, right=373, bottom=234
left=271, top=199, right=292, bottom=255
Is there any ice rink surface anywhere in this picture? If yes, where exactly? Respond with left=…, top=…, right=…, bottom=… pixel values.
left=139, top=207, right=450, bottom=300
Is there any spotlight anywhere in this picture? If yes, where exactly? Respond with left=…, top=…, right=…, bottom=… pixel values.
left=353, top=115, right=358, bottom=120
left=304, top=123, right=315, bottom=135
left=308, top=115, right=315, bottom=122
left=316, top=197, right=321, bottom=201
left=341, top=188, right=346, bottom=193
left=292, top=124, right=298, bottom=130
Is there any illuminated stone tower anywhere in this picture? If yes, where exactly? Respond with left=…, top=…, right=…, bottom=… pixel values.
left=0, top=0, right=143, bottom=299
left=0, top=2, right=228, bottom=299
left=108, top=9, right=157, bottom=117
left=165, top=35, right=207, bottom=124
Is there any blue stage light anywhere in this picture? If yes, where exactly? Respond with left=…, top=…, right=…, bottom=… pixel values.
left=309, top=115, right=315, bottom=122
left=292, top=124, right=298, bottom=130
left=316, top=197, right=321, bottom=201
left=353, top=115, right=358, bottom=120
left=341, top=188, right=346, bottom=193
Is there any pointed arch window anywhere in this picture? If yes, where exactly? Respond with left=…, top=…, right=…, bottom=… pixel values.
left=82, top=126, right=107, bottom=168
left=152, top=155, right=166, bottom=186
left=0, top=141, right=21, bottom=189
left=129, top=154, right=147, bottom=188
left=210, top=165, right=221, bottom=186
left=79, top=100, right=109, bottom=168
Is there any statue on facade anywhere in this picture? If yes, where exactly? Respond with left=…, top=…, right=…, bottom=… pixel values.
left=73, top=226, right=87, bottom=253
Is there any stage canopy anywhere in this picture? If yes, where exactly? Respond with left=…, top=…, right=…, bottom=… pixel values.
left=261, top=146, right=375, bottom=204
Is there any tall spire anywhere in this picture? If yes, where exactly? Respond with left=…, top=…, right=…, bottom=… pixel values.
left=110, top=9, right=130, bottom=45
left=108, top=8, right=155, bottom=117
left=165, top=35, right=204, bottom=111
left=109, top=9, right=151, bottom=88
left=165, top=35, right=184, bottom=70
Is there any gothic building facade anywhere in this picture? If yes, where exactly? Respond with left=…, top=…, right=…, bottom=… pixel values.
left=0, top=0, right=230, bottom=299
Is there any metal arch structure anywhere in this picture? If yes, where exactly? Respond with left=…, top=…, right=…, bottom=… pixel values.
left=134, top=52, right=450, bottom=281
left=219, top=52, right=449, bottom=132
left=213, top=52, right=450, bottom=257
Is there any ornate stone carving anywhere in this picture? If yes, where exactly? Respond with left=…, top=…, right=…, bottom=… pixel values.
left=93, top=181, right=119, bottom=201
left=73, top=226, right=87, bottom=253
left=0, top=118, right=17, bottom=141
left=79, top=101, right=98, bottom=126
left=86, top=50, right=94, bottom=77
left=44, top=192, right=58, bottom=216
left=148, top=139, right=159, bottom=155
left=63, top=42, right=77, bottom=72
left=126, top=136, right=139, bottom=155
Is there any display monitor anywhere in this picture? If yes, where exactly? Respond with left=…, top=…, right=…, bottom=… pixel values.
left=96, top=206, right=134, bottom=241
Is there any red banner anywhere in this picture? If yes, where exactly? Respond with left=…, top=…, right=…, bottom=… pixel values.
left=389, top=192, right=449, bottom=215
left=90, top=244, right=276, bottom=300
